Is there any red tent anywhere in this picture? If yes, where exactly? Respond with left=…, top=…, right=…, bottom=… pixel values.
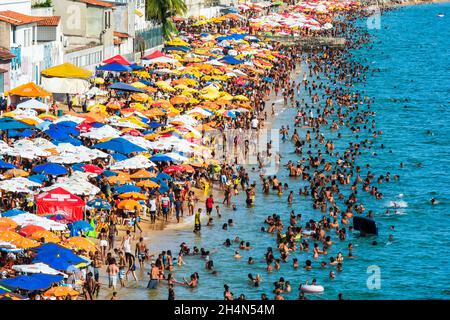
left=103, top=54, right=131, bottom=65
left=142, top=50, right=169, bottom=60
left=36, top=187, right=85, bottom=222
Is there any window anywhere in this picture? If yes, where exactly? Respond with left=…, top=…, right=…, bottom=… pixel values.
left=23, top=29, right=32, bottom=47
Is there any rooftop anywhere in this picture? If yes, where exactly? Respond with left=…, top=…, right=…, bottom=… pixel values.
left=77, top=0, right=115, bottom=8
left=0, top=47, right=16, bottom=60
left=0, top=11, right=60, bottom=27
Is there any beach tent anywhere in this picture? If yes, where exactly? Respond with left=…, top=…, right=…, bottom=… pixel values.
left=36, top=187, right=85, bottom=222
left=97, top=62, right=132, bottom=72
left=103, top=54, right=131, bottom=65
left=16, top=99, right=49, bottom=112
left=5, top=82, right=50, bottom=98
left=41, top=63, right=92, bottom=94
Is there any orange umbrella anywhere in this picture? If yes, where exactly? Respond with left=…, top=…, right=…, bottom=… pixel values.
left=44, top=286, right=79, bottom=297
left=119, top=192, right=147, bottom=200
left=143, top=108, right=165, bottom=118
left=170, top=96, right=189, bottom=105
left=118, top=200, right=142, bottom=211
left=106, top=101, right=122, bottom=110
left=135, top=180, right=160, bottom=188
left=181, top=164, right=195, bottom=173
left=19, top=225, right=45, bottom=237
left=0, top=231, right=40, bottom=248
left=0, top=218, right=18, bottom=230
left=130, top=169, right=156, bottom=179
left=31, top=230, right=61, bottom=243
left=63, top=236, right=97, bottom=252
left=6, top=82, right=50, bottom=98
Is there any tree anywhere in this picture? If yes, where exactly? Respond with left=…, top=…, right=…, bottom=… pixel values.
left=145, top=0, right=187, bottom=40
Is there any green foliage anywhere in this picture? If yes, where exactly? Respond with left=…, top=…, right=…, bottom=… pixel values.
left=32, top=0, right=53, bottom=8
left=145, top=0, right=187, bottom=40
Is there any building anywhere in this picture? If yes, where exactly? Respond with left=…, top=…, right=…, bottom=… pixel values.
left=0, top=9, right=63, bottom=90
left=52, top=0, right=115, bottom=71
left=0, top=47, right=15, bottom=92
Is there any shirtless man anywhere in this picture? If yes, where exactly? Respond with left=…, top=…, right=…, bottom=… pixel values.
left=135, top=237, right=147, bottom=269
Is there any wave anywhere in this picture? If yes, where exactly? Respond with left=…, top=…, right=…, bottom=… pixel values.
left=387, top=200, right=408, bottom=208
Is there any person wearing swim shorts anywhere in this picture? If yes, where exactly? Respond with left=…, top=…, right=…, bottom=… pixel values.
left=135, top=237, right=147, bottom=269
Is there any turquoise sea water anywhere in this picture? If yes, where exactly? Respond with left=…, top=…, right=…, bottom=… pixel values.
left=116, top=3, right=450, bottom=300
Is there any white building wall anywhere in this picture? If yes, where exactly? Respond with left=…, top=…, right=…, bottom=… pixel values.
left=0, top=0, right=31, bottom=14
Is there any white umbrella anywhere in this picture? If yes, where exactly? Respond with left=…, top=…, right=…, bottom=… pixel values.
left=109, top=154, right=156, bottom=170
left=81, top=125, right=121, bottom=140
left=16, top=98, right=49, bottom=112
left=11, top=213, right=67, bottom=231
left=12, top=263, right=68, bottom=277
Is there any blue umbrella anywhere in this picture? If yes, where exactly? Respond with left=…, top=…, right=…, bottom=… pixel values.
left=51, top=135, right=82, bottom=146
left=0, top=160, right=16, bottom=169
left=8, top=129, right=34, bottom=138
left=114, top=184, right=141, bottom=194
left=28, top=174, right=48, bottom=184
left=98, top=62, right=132, bottom=72
left=102, top=170, right=118, bottom=177
left=0, top=274, right=63, bottom=291
left=0, top=118, right=32, bottom=130
left=111, top=153, right=128, bottom=161
left=91, top=122, right=104, bottom=128
left=109, top=82, right=146, bottom=93
left=93, top=138, right=145, bottom=155
left=71, top=163, right=86, bottom=172
left=44, top=214, right=67, bottom=221
left=148, top=121, right=163, bottom=129
left=156, top=172, right=173, bottom=181
left=130, top=63, right=143, bottom=70
left=33, top=243, right=88, bottom=270
left=219, top=55, right=244, bottom=65
left=163, top=45, right=190, bottom=52
left=33, top=163, right=68, bottom=176
left=87, top=199, right=111, bottom=210
left=68, top=220, right=92, bottom=231
left=262, top=76, right=274, bottom=83
left=150, top=154, right=172, bottom=162
left=1, top=208, right=27, bottom=217
left=35, top=120, right=52, bottom=131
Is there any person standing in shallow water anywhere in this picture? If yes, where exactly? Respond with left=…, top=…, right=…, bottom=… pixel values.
left=194, top=208, right=202, bottom=233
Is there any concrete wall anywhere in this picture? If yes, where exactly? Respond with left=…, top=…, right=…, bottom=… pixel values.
left=54, top=0, right=87, bottom=38
left=86, top=5, right=103, bottom=39
left=0, top=21, right=10, bottom=49
left=64, top=44, right=103, bottom=71
left=0, top=61, right=11, bottom=92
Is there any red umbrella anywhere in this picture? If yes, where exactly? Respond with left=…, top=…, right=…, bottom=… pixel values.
left=76, top=122, right=93, bottom=133
left=163, top=165, right=184, bottom=174
left=19, top=225, right=46, bottom=237
left=103, top=54, right=131, bottom=65
left=122, top=129, right=143, bottom=137
left=81, top=164, right=104, bottom=174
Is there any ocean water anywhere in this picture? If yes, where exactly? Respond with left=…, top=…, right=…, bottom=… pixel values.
left=112, top=3, right=450, bottom=300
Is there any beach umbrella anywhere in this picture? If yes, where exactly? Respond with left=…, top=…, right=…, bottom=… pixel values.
left=135, top=180, right=159, bottom=188
left=103, top=54, right=131, bottom=65
left=63, top=236, right=96, bottom=253
left=86, top=199, right=111, bottom=210
left=117, top=200, right=142, bottom=211
left=92, top=138, right=146, bottom=155
left=130, top=169, right=156, bottom=179
left=118, top=192, right=147, bottom=200
left=1, top=209, right=27, bottom=218
left=33, top=163, right=68, bottom=176
left=19, top=225, right=46, bottom=237
left=2, top=168, right=28, bottom=178
left=33, top=243, right=88, bottom=270
left=101, top=170, right=118, bottom=177
left=31, top=230, right=61, bottom=243
left=0, top=118, right=33, bottom=130
left=150, top=153, right=172, bottom=162
left=0, top=231, right=40, bottom=248
left=44, top=286, right=79, bottom=298
left=111, top=153, right=128, bottom=161
left=163, top=165, right=185, bottom=174
left=81, top=164, right=103, bottom=175
left=0, top=274, right=63, bottom=291
left=109, top=82, right=146, bottom=93
left=67, top=221, right=93, bottom=235
left=114, top=184, right=141, bottom=194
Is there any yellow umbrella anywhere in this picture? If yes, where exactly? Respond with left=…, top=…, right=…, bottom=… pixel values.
left=38, top=113, right=57, bottom=121
left=118, top=199, right=142, bottom=211
left=131, top=82, right=147, bottom=89
left=87, top=104, right=107, bottom=113
left=0, top=231, right=39, bottom=248
left=17, top=118, right=39, bottom=126
left=135, top=180, right=159, bottom=188
left=31, top=230, right=61, bottom=243
left=64, top=236, right=97, bottom=252
left=119, top=192, right=147, bottom=200
left=93, top=77, right=105, bottom=85
left=233, top=95, right=250, bottom=101
left=131, top=93, right=151, bottom=102
left=3, top=169, right=29, bottom=178
left=0, top=218, right=18, bottom=230
left=44, top=286, right=80, bottom=297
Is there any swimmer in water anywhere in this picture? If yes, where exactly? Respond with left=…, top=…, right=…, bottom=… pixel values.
left=431, top=198, right=438, bottom=205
